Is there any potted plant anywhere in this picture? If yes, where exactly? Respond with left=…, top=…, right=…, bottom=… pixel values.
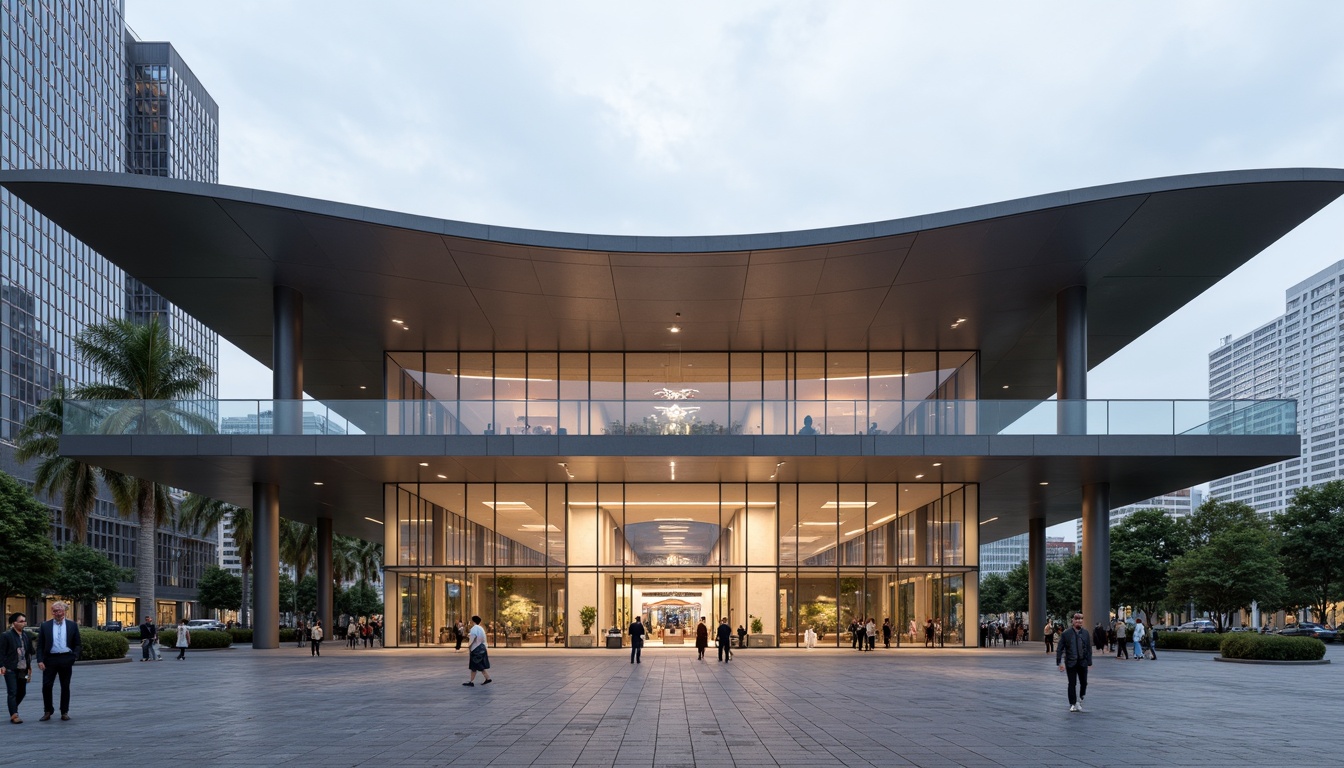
left=571, top=605, right=597, bottom=648
left=747, top=614, right=774, bottom=648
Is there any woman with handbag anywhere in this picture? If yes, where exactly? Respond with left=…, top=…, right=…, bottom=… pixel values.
left=175, top=620, right=190, bottom=660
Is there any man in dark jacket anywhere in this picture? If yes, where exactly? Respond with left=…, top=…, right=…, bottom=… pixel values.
left=628, top=617, right=645, bottom=664
left=1, top=612, right=37, bottom=723
left=1055, top=612, right=1093, bottom=713
left=36, top=602, right=81, bottom=721
left=716, top=617, right=732, bottom=662
left=139, top=616, right=158, bottom=661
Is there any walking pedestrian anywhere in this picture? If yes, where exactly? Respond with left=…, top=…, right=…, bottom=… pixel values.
left=629, top=616, right=646, bottom=664
left=716, top=617, right=732, bottom=662
left=454, top=621, right=465, bottom=652
left=1, top=612, right=35, bottom=723
left=175, top=619, right=190, bottom=660
left=348, top=619, right=359, bottom=649
left=1146, top=626, right=1159, bottom=660
left=310, top=620, right=324, bottom=656
left=139, top=615, right=157, bottom=662
left=1132, top=618, right=1146, bottom=661
left=463, top=615, right=492, bottom=686
left=737, top=624, right=747, bottom=652
left=1115, top=619, right=1129, bottom=659
left=35, top=602, right=80, bottom=721
left=924, top=618, right=935, bottom=647
left=1055, top=612, right=1093, bottom=713
left=865, top=618, right=877, bottom=651
left=1043, top=620, right=1054, bottom=653
left=695, top=618, right=709, bottom=660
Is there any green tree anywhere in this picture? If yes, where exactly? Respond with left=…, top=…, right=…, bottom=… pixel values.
left=50, top=543, right=128, bottom=625
left=1111, top=507, right=1186, bottom=624
left=280, top=519, right=316, bottom=581
left=978, top=573, right=1009, bottom=616
left=296, top=574, right=318, bottom=615
left=1167, top=498, right=1286, bottom=632
left=1046, top=554, right=1083, bottom=621
left=337, top=582, right=382, bottom=619
left=197, top=565, right=242, bottom=617
left=61, top=317, right=214, bottom=619
left=179, top=496, right=253, bottom=626
left=0, top=470, right=60, bottom=603
left=14, top=386, right=134, bottom=545
left=278, top=572, right=297, bottom=617
left=1002, top=560, right=1029, bottom=615
left=1273, top=481, right=1344, bottom=621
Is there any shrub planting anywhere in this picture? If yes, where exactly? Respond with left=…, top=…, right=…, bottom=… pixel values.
left=79, top=628, right=130, bottom=660
left=1220, top=633, right=1325, bottom=661
left=1154, top=632, right=1224, bottom=651
left=158, top=629, right=232, bottom=649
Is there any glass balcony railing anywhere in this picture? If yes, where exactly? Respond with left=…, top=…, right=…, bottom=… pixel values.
left=60, top=398, right=1297, bottom=438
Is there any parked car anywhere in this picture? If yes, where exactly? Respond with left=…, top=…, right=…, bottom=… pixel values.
left=185, top=619, right=226, bottom=632
left=1277, top=622, right=1338, bottom=642
left=96, top=621, right=123, bottom=632
left=1177, top=620, right=1217, bottom=633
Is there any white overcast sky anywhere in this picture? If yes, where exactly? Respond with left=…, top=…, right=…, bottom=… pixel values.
left=127, top=3, right=1344, bottom=399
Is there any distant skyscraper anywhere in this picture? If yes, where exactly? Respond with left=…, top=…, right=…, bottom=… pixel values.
left=1208, top=261, right=1344, bottom=514
left=979, top=534, right=1028, bottom=578
left=1, top=2, right=220, bottom=624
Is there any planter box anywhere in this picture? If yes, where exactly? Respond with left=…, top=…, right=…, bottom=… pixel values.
left=569, top=635, right=595, bottom=648
left=747, top=634, right=775, bottom=648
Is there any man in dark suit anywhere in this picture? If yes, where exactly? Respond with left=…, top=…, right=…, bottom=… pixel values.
left=628, top=616, right=645, bottom=664
left=35, top=601, right=80, bottom=721
left=1055, top=611, right=1093, bottom=713
left=716, top=617, right=732, bottom=662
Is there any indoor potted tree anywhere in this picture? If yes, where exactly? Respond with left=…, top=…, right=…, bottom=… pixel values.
left=747, top=614, right=774, bottom=648
left=571, top=605, right=597, bottom=648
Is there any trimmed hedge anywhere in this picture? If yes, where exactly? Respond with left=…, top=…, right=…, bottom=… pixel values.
left=279, top=628, right=300, bottom=643
left=228, top=628, right=253, bottom=643
left=79, top=628, right=131, bottom=661
left=1220, top=633, right=1326, bottom=661
left=157, top=629, right=232, bottom=649
left=1155, top=632, right=1225, bottom=651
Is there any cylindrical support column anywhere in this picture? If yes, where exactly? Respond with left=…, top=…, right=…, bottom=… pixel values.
left=1028, top=517, right=1047, bottom=639
left=1056, top=285, right=1087, bottom=435
left=273, top=286, right=304, bottom=434
left=1080, top=482, right=1111, bottom=629
left=316, top=517, right=333, bottom=633
left=252, top=482, right=281, bottom=649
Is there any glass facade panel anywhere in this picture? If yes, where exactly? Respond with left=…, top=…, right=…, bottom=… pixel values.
left=383, top=481, right=977, bottom=648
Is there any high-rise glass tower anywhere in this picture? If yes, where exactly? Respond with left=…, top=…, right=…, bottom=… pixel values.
left=2, top=1, right=220, bottom=625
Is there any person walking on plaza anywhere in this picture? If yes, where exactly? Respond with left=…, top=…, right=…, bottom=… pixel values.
left=348, top=619, right=359, bottom=649
left=882, top=618, right=892, bottom=649
left=463, top=615, right=492, bottom=686
left=1092, top=622, right=1106, bottom=651
left=1, top=612, right=35, bottom=723
left=139, top=616, right=157, bottom=662
left=695, top=618, right=709, bottom=660
left=716, top=617, right=732, bottom=662
left=1115, top=619, right=1129, bottom=659
left=310, top=620, right=324, bottom=656
left=737, top=624, right=747, bottom=652
left=1043, top=620, right=1054, bottom=653
left=454, top=621, right=465, bottom=652
left=1145, top=625, right=1158, bottom=660
left=865, top=618, right=876, bottom=651
left=629, top=616, right=646, bottom=664
left=1131, top=618, right=1146, bottom=661
left=924, top=618, right=935, bottom=647
left=36, top=602, right=80, bottom=721
left=1055, top=612, right=1093, bottom=712
left=175, top=619, right=190, bottom=661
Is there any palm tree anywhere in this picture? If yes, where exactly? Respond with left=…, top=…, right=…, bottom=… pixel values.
left=14, top=386, right=134, bottom=546
left=69, top=317, right=214, bottom=620
left=179, top=494, right=253, bottom=625
left=280, top=519, right=316, bottom=582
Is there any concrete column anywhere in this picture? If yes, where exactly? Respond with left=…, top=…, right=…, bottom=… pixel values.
left=1028, top=517, right=1046, bottom=636
left=1080, top=482, right=1110, bottom=628
left=273, top=285, right=304, bottom=434
left=252, top=483, right=281, bottom=649
left=1056, top=286, right=1087, bottom=435
left=316, top=517, right=333, bottom=632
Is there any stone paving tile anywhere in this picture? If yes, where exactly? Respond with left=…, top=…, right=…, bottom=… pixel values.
left=2, top=642, right=1337, bottom=766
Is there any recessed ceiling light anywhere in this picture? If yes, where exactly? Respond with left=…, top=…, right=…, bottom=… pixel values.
left=669, top=325, right=681, bottom=333
left=391, top=319, right=404, bottom=324
left=419, top=462, right=429, bottom=467
left=980, top=516, right=998, bottom=525
left=436, top=474, right=447, bottom=479
left=359, top=385, right=367, bottom=390
left=1039, top=481, right=1049, bottom=486
left=313, top=481, right=324, bottom=486
left=1002, top=385, right=1009, bottom=389
left=364, top=517, right=384, bottom=525
left=915, top=474, right=924, bottom=479
left=932, top=462, right=942, bottom=467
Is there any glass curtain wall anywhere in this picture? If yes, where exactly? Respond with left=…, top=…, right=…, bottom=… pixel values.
left=384, top=351, right=978, bottom=436
left=384, top=482, right=977, bottom=648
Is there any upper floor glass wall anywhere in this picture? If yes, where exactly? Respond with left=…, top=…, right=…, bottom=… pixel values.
left=385, top=351, right=977, bottom=436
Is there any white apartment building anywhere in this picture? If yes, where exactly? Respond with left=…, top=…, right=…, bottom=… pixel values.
left=1075, top=488, right=1203, bottom=541
left=1208, top=260, right=1344, bottom=514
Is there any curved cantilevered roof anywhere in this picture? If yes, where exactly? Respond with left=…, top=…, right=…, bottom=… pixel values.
left=2, top=168, right=1343, bottom=401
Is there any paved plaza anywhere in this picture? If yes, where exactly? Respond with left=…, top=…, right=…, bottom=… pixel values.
left=5, top=640, right=1337, bottom=766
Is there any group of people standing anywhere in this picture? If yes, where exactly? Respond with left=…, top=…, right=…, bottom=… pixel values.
left=345, top=619, right=379, bottom=648
left=846, top=617, right=898, bottom=649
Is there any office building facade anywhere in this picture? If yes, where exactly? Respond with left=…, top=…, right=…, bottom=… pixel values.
left=1209, top=261, right=1344, bottom=514
left=1, top=1, right=219, bottom=625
